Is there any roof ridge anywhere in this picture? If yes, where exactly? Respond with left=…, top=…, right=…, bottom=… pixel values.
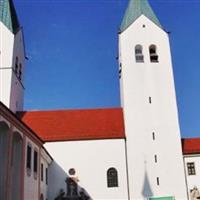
left=18, top=107, right=123, bottom=113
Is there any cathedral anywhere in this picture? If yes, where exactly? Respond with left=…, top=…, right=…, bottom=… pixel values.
left=0, top=0, right=200, bottom=200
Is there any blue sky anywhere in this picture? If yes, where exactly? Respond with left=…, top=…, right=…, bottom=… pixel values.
left=14, top=0, right=200, bottom=138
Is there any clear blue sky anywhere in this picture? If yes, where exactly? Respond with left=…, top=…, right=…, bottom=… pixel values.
left=14, top=0, right=200, bottom=138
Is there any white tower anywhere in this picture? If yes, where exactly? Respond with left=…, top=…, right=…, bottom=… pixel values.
left=0, top=0, right=25, bottom=112
left=119, top=0, right=188, bottom=199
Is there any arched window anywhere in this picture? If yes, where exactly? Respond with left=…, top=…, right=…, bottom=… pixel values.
left=149, top=45, right=158, bottom=63
left=15, top=57, right=19, bottom=74
left=107, top=168, right=118, bottom=187
left=135, top=45, right=144, bottom=63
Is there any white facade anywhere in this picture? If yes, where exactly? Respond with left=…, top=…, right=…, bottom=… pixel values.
left=184, top=154, right=200, bottom=199
left=0, top=102, right=53, bottom=200
left=45, top=139, right=129, bottom=200
left=119, top=15, right=187, bottom=199
left=23, top=137, right=40, bottom=200
left=40, top=148, right=52, bottom=200
left=0, top=21, right=25, bottom=112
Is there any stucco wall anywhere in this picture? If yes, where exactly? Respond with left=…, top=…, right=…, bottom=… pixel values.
left=45, top=139, right=128, bottom=200
left=184, top=155, right=200, bottom=199
left=10, top=29, right=25, bottom=112
left=24, top=137, right=40, bottom=200
left=40, top=149, right=52, bottom=200
left=0, top=22, right=25, bottom=112
left=119, top=15, right=187, bottom=200
left=0, top=22, right=14, bottom=108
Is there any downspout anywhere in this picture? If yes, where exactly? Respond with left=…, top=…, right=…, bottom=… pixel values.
left=124, top=138, right=130, bottom=200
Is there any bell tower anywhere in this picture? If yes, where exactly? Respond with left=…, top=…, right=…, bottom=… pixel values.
left=0, top=0, right=25, bottom=112
left=119, top=0, right=187, bottom=199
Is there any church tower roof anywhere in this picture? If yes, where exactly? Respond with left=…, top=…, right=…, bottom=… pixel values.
left=120, top=0, right=162, bottom=32
left=0, top=0, right=20, bottom=34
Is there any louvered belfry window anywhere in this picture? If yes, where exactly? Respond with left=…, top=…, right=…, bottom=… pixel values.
left=135, top=45, right=144, bottom=63
left=149, top=45, right=159, bottom=62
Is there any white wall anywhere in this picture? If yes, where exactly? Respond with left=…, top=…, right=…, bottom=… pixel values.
left=184, top=155, right=200, bottom=199
left=0, top=22, right=25, bottom=112
left=24, top=137, right=40, bottom=200
left=45, top=139, right=129, bottom=200
left=47, top=160, right=68, bottom=200
left=119, top=15, right=187, bottom=200
left=10, top=29, right=25, bottom=112
left=40, top=149, right=52, bottom=200
left=0, top=22, right=14, bottom=108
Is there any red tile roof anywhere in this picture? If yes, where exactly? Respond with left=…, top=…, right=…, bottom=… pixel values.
left=182, top=138, right=200, bottom=155
left=18, top=108, right=125, bottom=142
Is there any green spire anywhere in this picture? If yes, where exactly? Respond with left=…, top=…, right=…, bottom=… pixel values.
left=120, top=0, right=162, bottom=32
left=0, top=0, right=20, bottom=34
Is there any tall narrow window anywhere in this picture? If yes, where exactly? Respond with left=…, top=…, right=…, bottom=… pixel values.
left=119, top=63, right=122, bottom=79
left=41, top=163, right=44, bottom=181
left=135, top=45, right=144, bottom=63
left=149, top=97, right=152, bottom=104
left=156, top=177, right=160, bottom=185
left=149, top=45, right=158, bottom=62
left=34, top=150, right=38, bottom=179
left=187, top=162, right=196, bottom=175
left=46, top=168, right=48, bottom=185
left=19, top=64, right=22, bottom=81
left=154, top=155, right=157, bottom=163
left=152, top=132, right=155, bottom=140
left=15, top=57, right=19, bottom=74
left=26, top=144, right=32, bottom=175
left=107, top=168, right=118, bottom=187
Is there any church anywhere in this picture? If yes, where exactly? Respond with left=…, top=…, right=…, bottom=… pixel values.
left=1, top=0, right=200, bottom=200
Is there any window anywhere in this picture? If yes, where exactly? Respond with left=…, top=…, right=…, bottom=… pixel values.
left=107, top=168, right=118, bottom=187
left=34, top=150, right=38, bottom=178
left=156, top=177, right=160, bottom=185
left=152, top=132, right=155, bottom=140
left=26, top=144, right=32, bottom=175
left=41, top=163, right=43, bottom=181
left=187, top=162, right=196, bottom=175
left=149, top=97, right=152, bottom=104
left=19, top=64, right=22, bottom=81
left=119, top=63, right=122, bottom=79
left=46, top=168, right=48, bottom=185
left=154, top=155, right=157, bottom=163
left=68, top=168, right=76, bottom=176
left=149, top=45, right=158, bottom=62
left=15, top=57, right=19, bottom=74
left=135, top=45, right=144, bottom=63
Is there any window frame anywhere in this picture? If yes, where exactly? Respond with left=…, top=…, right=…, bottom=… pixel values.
left=33, top=149, right=38, bottom=179
left=15, top=57, right=19, bottom=75
left=135, top=45, right=144, bottom=63
left=149, top=45, right=159, bottom=63
left=107, top=167, right=118, bottom=188
left=187, top=162, right=196, bottom=176
left=26, top=143, right=32, bottom=176
left=41, top=163, right=44, bottom=182
left=46, top=167, right=48, bottom=185
left=19, top=63, right=22, bottom=81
